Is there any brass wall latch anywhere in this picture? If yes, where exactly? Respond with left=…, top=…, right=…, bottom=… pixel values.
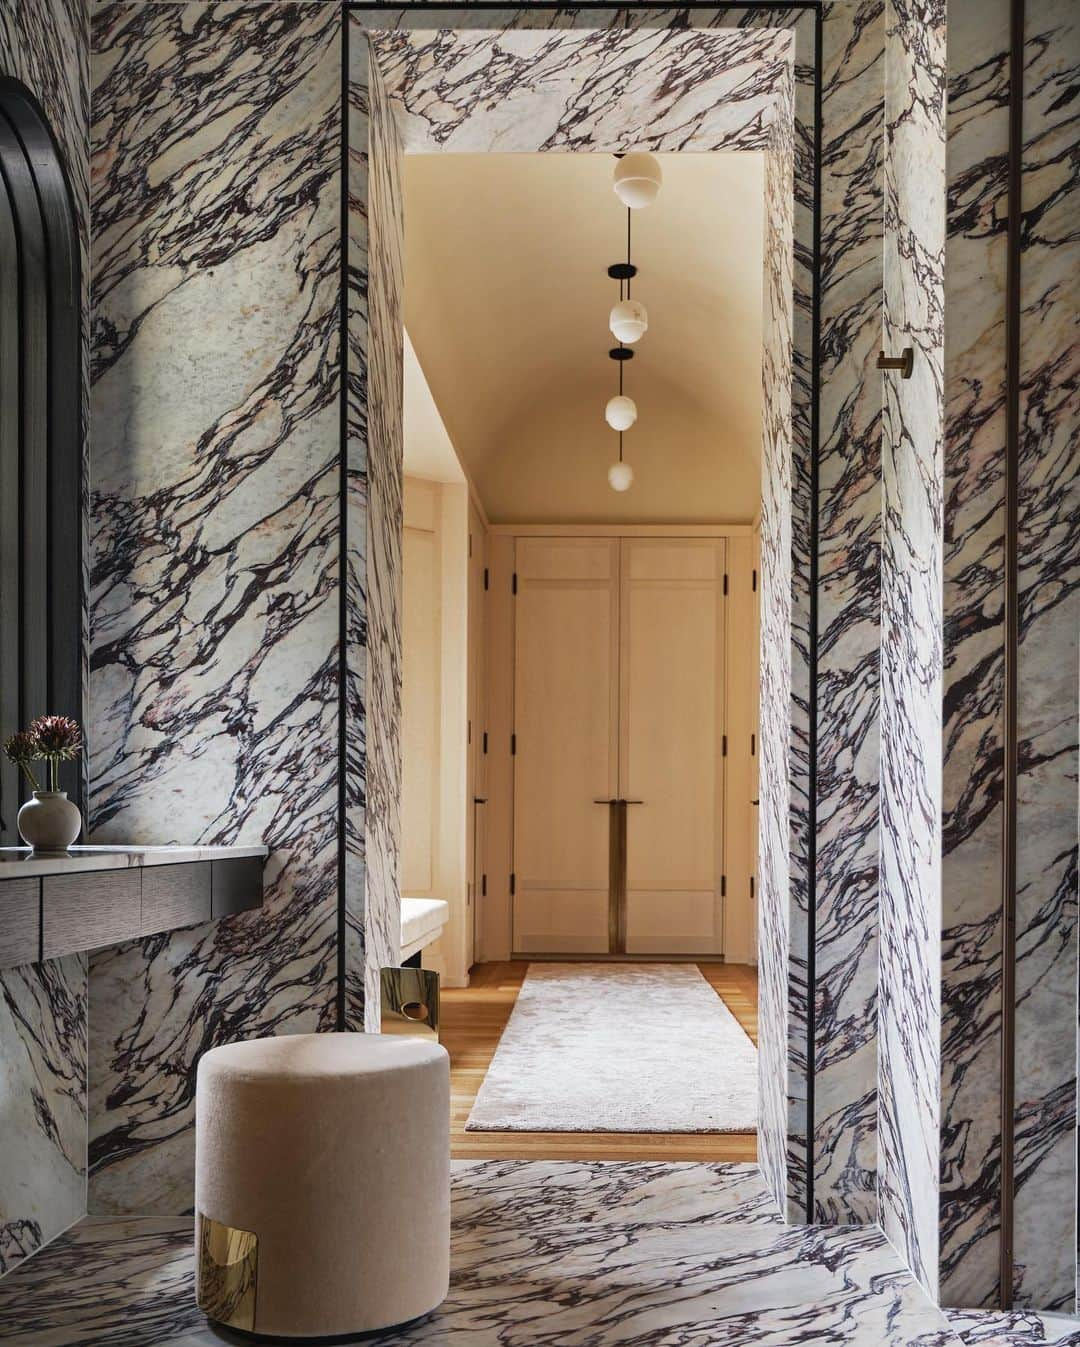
left=877, top=347, right=914, bottom=378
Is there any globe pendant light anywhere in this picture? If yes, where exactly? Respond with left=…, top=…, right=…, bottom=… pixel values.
left=608, top=460, right=634, bottom=492
left=609, top=298, right=648, bottom=344
left=613, top=151, right=662, bottom=209
left=605, top=393, right=637, bottom=431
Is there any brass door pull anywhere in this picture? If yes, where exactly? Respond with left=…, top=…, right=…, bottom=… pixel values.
left=594, top=797, right=619, bottom=804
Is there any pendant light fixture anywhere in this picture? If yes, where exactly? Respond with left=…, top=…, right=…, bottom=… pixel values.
left=608, top=434, right=634, bottom=492
left=613, top=150, right=663, bottom=209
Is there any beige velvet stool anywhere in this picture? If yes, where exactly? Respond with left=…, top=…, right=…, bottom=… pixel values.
left=195, top=1032, right=450, bottom=1339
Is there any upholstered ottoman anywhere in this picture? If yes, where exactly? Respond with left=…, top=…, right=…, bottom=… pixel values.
left=195, top=1033, right=450, bottom=1338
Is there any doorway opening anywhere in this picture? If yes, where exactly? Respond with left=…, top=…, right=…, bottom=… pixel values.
left=352, top=13, right=803, bottom=1214
left=397, top=149, right=765, bottom=1154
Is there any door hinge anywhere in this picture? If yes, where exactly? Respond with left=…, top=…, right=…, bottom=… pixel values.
left=723, top=573, right=729, bottom=596
left=750, top=875, right=756, bottom=899
left=482, top=873, right=487, bottom=897
left=483, top=566, right=489, bottom=591
left=751, top=732, right=756, bottom=757
left=510, top=872, right=516, bottom=895
left=752, top=568, right=758, bottom=592
left=468, top=719, right=472, bottom=745
left=512, top=572, right=518, bottom=595
left=721, top=875, right=727, bottom=898
left=483, top=731, right=488, bottom=754
left=511, top=732, right=516, bottom=755
left=722, top=735, right=728, bottom=757
left=469, top=532, right=473, bottom=559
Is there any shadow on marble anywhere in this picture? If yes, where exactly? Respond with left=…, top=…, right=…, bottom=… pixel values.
left=0, top=1161, right=970, bottom=1347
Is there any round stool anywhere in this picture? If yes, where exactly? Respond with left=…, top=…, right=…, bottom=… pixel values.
left=195, top=1032, right=450, bottom=1339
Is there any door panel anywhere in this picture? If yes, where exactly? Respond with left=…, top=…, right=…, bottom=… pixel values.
left=620, top=538, right=725, bottom=956
left=512, top=538, right=618, bottom=954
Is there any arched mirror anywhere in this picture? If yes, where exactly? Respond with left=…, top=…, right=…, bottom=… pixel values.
left=0, top=78, right=83, bottom=842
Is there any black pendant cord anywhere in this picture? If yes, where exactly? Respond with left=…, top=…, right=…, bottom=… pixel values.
left=618, top=431, right=624, bottom=464
left=626, top=208, right=632, bottom=299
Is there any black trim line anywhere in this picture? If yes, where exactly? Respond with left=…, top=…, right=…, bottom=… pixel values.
left=336, top=4, right=351, bottom=1033
left=804, top=0, right=823, bottom=1224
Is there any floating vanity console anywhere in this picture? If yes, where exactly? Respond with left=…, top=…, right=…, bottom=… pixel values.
left=0, top=846, right=267, bottom=970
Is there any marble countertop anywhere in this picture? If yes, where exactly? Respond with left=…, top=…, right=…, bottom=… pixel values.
left=0, top=844, right=269, bottom=881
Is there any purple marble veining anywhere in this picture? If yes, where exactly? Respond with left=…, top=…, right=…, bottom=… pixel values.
left=812, top=0, right=885, bottom=1226
left=878, top=0, right=947, bottom=1299
left=1011, top=0, right=1079, bottom=1311
left=0, top=0, right=89, bottom=1277
left=86, top=1, right=342, bottom=1213
left=940, top=0, right=1010, bottom=1308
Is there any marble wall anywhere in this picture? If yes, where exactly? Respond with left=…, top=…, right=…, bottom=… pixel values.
left=877, top=0, right=947, bottom=1300
left=903, top=0, right=1079, bottom=1312
left=939, top=0, right=1010, bottom=1308
left=812, top=0, right=886, bottom=1226
left=345, top=35, right=406, bottom=1032
left=0, top=0, right=90, bottom=1277
left=1011, top=0, right=1078, bottom=1311
left=86, top=1, right=342, bottom=1213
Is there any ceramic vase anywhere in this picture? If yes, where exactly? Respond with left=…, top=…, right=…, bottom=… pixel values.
left=17, top=790, right=83, bottom=853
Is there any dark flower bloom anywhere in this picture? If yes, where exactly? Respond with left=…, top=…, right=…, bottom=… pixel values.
left=4, top=730, right=43, bottom=791
left=29, top=715, right=84, bottom=760
left=4, top=731, right=40, bottom=765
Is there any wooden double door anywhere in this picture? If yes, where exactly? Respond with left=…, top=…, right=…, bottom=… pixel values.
left=512, top=536, right=728, bottom=957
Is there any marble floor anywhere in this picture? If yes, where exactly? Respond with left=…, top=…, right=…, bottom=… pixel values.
left=0, top=1161, right=1077, bottom=1347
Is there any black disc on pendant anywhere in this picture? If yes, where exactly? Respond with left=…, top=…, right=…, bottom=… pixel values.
left=607, top=262, right=637, bottom=280
left=609, top=347, right=634, bottom=361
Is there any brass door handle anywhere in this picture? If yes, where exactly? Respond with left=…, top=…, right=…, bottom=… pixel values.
left=623, top=799, right=644, bottom=805
left=594, top=798, right=619, bottom=804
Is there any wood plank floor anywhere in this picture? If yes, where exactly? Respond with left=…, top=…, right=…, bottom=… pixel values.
left=441, top=960, right=759, bottom=1162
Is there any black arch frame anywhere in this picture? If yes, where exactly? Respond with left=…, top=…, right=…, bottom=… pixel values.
left=0, top=77, right=83, bottom=841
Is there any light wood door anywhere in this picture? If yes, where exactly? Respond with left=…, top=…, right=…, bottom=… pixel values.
left=512, top=538, right=619, bottom=953
left=619, top=538, right=726, bottom=955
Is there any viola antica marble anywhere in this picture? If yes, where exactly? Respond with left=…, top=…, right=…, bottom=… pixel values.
left=878, top=0, right=948, bottom=1300
left=0, top=1160, right=968, bottom=1347
left=0, top=0, right=89, bottom=1277
left=86, top=1, right=342, bottom=1213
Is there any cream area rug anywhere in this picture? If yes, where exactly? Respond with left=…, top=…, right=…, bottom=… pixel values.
left=465, top=963, right=757, bottom=1133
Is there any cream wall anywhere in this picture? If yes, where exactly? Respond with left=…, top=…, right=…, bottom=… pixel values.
left=401, top=476, right=471, bottom=986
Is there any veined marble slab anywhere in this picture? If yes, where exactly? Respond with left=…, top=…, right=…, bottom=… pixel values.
left=0, top=1161, right=964, bottom=1347
left=0, top=845, right=268, bottom=880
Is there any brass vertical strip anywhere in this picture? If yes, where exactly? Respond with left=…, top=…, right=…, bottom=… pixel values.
left=1000, top=0, right=1024, bottom=1308
left=607, top=800, right=620, bottom=954
left=615, top=800, right=628, bottom=955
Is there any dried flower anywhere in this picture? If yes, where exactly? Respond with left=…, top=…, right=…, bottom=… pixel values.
left=29, top=715, right=84, bottom=760
left=3, top=732, right=42, bottom=791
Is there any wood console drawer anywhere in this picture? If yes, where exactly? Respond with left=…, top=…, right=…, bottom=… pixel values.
left=0, top=878, right=41, bottom=969
left=42, top=869, right=141, bottom=960
left=211, top=856, right=264, bottom=918
left=141, top=862, right=211, bottom=936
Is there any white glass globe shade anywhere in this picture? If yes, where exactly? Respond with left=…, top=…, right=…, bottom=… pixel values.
left=605, top=395, right=637, bottom=431
left=609, top=299, right=649, bottom=345
left=613, top=152, right=663, bottom=209
left=608, top=461, right=635, bottom=492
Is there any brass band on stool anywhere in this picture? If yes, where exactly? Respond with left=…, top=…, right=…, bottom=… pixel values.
left=196, top=1213, right=258, bottom=1332
left=380, top=965, right=441, bottom=1041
